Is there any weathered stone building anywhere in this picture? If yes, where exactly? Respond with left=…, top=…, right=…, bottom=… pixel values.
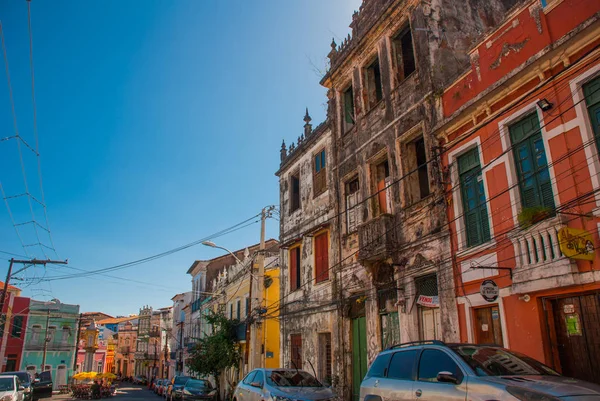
left=278, top=0, right=538, bottom=399
left=276, top=113, right=339, bottom=388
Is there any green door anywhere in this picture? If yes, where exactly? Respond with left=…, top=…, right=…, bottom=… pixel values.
left=352, top=316, right=368, bottom=401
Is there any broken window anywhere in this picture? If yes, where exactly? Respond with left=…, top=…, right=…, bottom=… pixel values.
left=343, top=85, right=355, bottom=132
left=289, top=246, right=301, bottom=292
left=345, top=177, right=360, bottom=233
left=403, top=135, right=430, bottom=205
left=365, top=57, right=383, bottom=109
left=318, top=333, right=332, bottom=384
left=290, top=334, right=303, bottom=369
left=290, top=173, right=300, bottom=213
left=313, top=149, right=327, bottom=197
left=392, top=25, right=416, bottom=83
left=314, top=231, right=329, bottom=283
left=374, top=159, right=391, bottom=215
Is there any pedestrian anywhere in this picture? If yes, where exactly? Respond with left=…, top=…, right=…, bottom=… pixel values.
left=91, top=380, right=101, bottom=399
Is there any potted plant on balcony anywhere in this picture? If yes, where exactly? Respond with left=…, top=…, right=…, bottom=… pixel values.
left=517, top=206, right=553, bottom=228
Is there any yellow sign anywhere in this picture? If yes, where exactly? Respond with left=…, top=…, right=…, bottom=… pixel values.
left=558, top=227, right=595, bottom=261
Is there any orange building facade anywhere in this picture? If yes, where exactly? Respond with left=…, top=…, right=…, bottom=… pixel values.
left=437, top=0, right=600, bottom=384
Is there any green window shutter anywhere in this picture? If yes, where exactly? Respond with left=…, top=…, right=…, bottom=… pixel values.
left=459, top=147, right=491, bottom=247
left=510, top=114, right=555, bottom=211
left=583, top=77, right=600, bottom=155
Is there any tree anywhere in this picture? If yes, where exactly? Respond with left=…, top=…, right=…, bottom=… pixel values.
left=187, top=312, right=242, bottom=401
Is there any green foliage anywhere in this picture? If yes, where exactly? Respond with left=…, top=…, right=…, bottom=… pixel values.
left=187, top=312, right=241, bottom=381
left=517, top=206, right=552, bottom=228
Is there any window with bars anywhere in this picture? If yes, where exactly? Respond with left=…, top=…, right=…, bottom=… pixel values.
left=290, top=334, right=303, bottom=369
left=380, top=312, right=400, bottom=349
left=392, top=25, right=416, bottom=83
left=314, top=232, right=329, bottom=283
left=343, top=85, right=355, bottom=132
left=313, top=149, right=327, bottom=197
left=584, top=76, right=600, bottom=154
left=509, top=113, right=555, bottom=212
left=345, top=177, right=360, bottom=233
left=365, top=57, right=383, bottom=109
left=289, top=246, right=301, bottom=292
left=318, top=333, right=332, bottom=384
left=458, top=147, right=491, bottom=247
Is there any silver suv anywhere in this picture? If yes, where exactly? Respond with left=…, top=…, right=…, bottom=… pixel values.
left=360, top=341, right=600, bottom=401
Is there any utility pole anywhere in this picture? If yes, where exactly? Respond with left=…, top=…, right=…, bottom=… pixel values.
left=73, top=313, right=83, bottom=373
left=0, top=258, right=68, bottom=316
left=251, top=206, right=274, bottom=369
left=41, top=308, right=51, bottom=371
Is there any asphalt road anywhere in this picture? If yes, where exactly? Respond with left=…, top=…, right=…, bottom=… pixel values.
left=50, top=384, right=161, bottom=400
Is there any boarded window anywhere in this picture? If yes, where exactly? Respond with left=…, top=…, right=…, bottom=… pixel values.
left=290, top=334, right=303, bottom=369
left=290, top=173, right=301, bottom=213
left=375, top=159, right=391, bottom=215
left=509, top=113, right=555, bottom=212
left=365, top=57, right=383, bottom=109
left=346, top=177, right=360, bottom=233
left=314, top=232, right=329, bottom=283
left=313, top=149, right=327, bottom=197
left=458, top=147, right=491, bottom=247
left=343, top=85, right=355, bottom=132
left=290, top=246, right=301, bottom=291
left=392, top=26, right=416, bottom=82
left=318, top=333, right=332, bottom=384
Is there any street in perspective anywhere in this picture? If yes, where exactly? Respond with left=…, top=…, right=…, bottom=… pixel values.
left=1, top=0, right=600, bottom=400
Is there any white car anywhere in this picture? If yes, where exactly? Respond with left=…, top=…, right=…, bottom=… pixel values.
left=0, top=374, right=25, bottom=401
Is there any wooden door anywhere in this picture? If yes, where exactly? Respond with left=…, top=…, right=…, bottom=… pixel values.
left=352, top=317, right=367, bottom=401
left=550, top=294, right=600, bottom=384
left=474, top=306, right=503, bottom=346
left=420, top=308, right=441, bottom=340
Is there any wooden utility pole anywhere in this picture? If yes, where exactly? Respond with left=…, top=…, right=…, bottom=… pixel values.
left=251, top=206, right=274, bottom=369
left=0, top=258, right=68, bottom=316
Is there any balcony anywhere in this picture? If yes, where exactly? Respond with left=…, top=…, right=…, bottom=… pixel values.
left=509, top=217, right=577, bottom=293
left=358, top=214, right=399, bottom=263
left=119, top=346, right=131, bottom=354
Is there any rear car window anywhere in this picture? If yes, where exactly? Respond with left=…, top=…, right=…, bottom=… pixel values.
left=388, top=350, right=417, bottom=380
left=418, top=349, right=463, bottom=383
left=366, top=353, right=392, bottom=378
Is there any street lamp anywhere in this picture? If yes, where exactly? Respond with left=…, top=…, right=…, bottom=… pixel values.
left=202, top=241, right=242, bottom=264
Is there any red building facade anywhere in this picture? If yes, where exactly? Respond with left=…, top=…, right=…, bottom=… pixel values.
left=438, top=0, right=600, bottom=384
left=0, top=282, right=30, bottom=372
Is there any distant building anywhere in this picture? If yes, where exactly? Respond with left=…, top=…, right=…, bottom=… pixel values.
left=0, top=281, right=30, bottom=373
left=114, top=318, right=138, bottom=377
left=20, top=299, right=79, bottom=389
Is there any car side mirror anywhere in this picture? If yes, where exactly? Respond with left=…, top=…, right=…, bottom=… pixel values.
left=437, top=371, right=459, bottom=384
left=250, top=382, right=262, bottom=389
left=18, top=385, right=25, bottom=391
left=34, top=378, right=40, bottom=383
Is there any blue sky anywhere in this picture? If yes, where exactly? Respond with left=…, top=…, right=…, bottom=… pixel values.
left=0, top=0, right=361, bottom=316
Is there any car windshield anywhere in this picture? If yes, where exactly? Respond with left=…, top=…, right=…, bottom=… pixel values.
left=175, top=376, right=192, bottom=385
left=267, top=371, right=323, bottom=387
left=185, top=380, right=211, bottom=389
left=0, top=377, right=14, bottom=391
left=451, top=345, right=560, bottom=377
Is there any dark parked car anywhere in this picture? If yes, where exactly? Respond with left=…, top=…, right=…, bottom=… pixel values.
left=0, top=371, right=33, bottom=401
left=32, top=371, right=52, bottom=400
left=167, top=376, right=194, bottom=401
left=179, top=379, right=215, bottom=400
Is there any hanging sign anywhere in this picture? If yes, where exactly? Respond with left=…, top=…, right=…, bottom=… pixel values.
left=558, top=227, right=595, bottom=261
left=480, top=280, right=499, bottom=302
left=416, top=295, right=439, bottom=308
left=563, top=304, right=575, bottom=314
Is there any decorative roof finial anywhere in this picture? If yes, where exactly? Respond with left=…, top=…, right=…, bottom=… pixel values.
left=280, top=140, right=287, bottom=162
left=304, top=108, right=313, bottom=137
left=330, top=38, right=337, bottom=51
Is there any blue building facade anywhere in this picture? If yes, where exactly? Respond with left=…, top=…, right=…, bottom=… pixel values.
left=20, top=300, right=80, bottom=389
